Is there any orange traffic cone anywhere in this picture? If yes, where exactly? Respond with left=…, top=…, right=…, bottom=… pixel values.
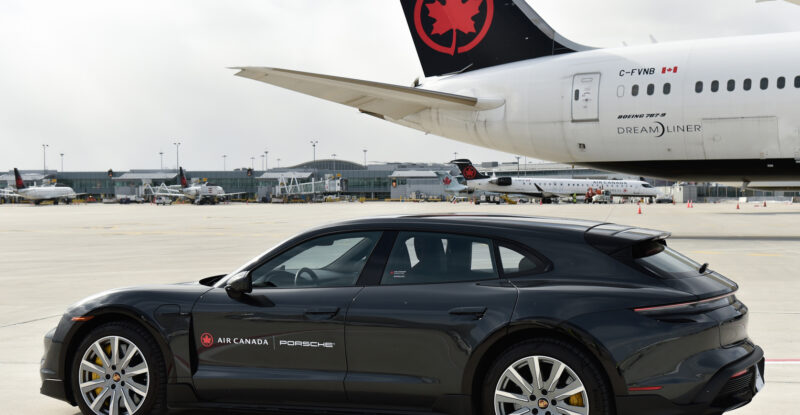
left=736, top=203, right=740, bottom=210
left=687, top=200, right=691, bottom=208
left=763, top=200, right=767, bottom=207
left=638, top=205, right=642, bottom=214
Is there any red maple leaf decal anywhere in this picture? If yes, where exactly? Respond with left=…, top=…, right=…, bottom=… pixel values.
left=443, top=176, right=452, bottom=185
left=426, top=0, right=483, bottom=36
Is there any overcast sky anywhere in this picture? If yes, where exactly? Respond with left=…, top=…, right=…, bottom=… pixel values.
left=2, top=0, right=800, bottom=172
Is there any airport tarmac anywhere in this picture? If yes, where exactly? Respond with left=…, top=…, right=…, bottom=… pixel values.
left=0, top=201, right=797, bottom=415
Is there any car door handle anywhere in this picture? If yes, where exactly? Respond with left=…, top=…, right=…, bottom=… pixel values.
left=304, top=307, right=340, bottom=319
left=448, top=306, right=487, bottom=319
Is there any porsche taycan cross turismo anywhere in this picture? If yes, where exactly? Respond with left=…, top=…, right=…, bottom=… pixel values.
left=40, top=214, right=764, bottom=415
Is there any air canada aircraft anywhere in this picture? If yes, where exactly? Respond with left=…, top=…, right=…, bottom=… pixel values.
left=150, top=167, right=244, bottom=204
left=3, top=168, right=81, bottom=205
left=442, top=159, right=659, bottom=202
left=235, top=0, right=800, bottom=187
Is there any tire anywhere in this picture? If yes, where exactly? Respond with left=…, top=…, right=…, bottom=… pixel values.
left=481, top=338, right=612, bottom=415
left=70, top=321, right=166, bottom=415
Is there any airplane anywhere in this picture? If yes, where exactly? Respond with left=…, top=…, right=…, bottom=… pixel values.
left=234, top=0, right=800, bottom=188
left=3, top=168, right=82, bottom=205
left=445, top=159, right=660, bottom=203
left=149, top=167, right=245, bottom=205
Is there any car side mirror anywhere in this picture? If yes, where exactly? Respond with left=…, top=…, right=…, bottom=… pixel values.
left=225, top=271, right=252, bottom=297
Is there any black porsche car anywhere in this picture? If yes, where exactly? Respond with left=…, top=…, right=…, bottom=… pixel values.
left=41, top=214, right=764, bottom=415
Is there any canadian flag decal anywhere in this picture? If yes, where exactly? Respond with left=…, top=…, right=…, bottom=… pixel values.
left=662, top=66, right=678, bottom=74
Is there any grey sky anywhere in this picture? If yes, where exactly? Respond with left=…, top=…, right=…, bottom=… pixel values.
left=2, top=0, right=799, bottom=172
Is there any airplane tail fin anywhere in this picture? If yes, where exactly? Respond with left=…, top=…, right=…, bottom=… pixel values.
left=450, top=159, right=488, bottom=180
left=179, top=167, right=188, bottom=188
left=13, top=168, right=26, bottom=190
left=399, top=0, right=590, bottom=77
left=434, top=171, right=468, bottom=192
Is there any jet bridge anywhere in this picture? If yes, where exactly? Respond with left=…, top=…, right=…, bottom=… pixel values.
left=259, top=172, right=345, bottom=199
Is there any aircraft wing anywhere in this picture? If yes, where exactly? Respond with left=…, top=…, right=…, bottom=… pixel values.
left=233, top=67, right=505, bottom=119
left=1, top=190, right=22, bottom=198
left=219, top=192, right=246, bottom=197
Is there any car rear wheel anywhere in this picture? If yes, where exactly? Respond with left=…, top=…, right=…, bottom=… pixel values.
left=482, top=338, right=612, bottom=415
left=71, top=322, right=166, bottom=415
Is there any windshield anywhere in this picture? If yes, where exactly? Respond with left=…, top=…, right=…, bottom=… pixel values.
left=633, top=241, right=704, bottom=279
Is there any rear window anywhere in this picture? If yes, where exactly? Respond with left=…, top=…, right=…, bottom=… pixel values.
left=633, top=240, right=704, bottom=279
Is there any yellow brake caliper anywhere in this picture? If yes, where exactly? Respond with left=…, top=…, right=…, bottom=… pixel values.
left=568, top=392, right=585, bottom=407
left=91, top=345, right=112, bottom=396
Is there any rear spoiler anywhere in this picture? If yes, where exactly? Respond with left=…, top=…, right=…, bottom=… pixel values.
left=584, top=224, right=670, bottom=255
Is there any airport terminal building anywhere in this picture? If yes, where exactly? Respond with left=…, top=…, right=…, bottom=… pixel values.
left=2, top=159, right=798, bottom=203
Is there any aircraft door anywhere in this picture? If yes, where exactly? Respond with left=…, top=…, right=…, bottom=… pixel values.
left=571, top=73, right=601, bottom=121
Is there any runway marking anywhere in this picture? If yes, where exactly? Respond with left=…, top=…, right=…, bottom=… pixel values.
left=692, top=251, right=724, bottom=255
left=0, top=314, right=61, bottom=328
left=746, top=253, right=783, bottom=257
left=766, top=359, right=800, bottom=365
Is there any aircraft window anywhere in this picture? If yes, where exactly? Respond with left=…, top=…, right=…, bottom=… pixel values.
left=695, top=81, right=703, bottom=93
left=631, top=84, right=639, bottom=96
left=498, top=244, right=547, bottom=277
left=646, top=84, right=654, bottom=95
left=795, top=76, right=800, bottom=88
left=777, top=76, right=786, bottom=89
left=760, top=77, right=768, bottom=90
left=711, top=80, right=719, bottom=92
left=616, top=85, right=625, bottom=97
left=743, top=78, right=752, bottom=91
left=643, top=183, right=653, bottom=188
left=727, top=80, right=735, bottom=91
left=663, top=83, right=671, bottom=95
left=381, top=232, right=498, bottom=285
left=574, top=89, right=580, bottom=101
left=250, top=232, right=382, bottom=289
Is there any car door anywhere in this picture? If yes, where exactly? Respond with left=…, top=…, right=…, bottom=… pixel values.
left=191, top=231, right=383, bottom=405
left=344, top=231, right=519, bottom=408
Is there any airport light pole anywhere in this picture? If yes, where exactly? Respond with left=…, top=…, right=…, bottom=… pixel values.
left=250, top=156, right=255, bottom=170
left=159, top=151, right=164, bottom=170
left=173, top=141, right=181, bottom=169
left=277, top=158, right=281, bottom=168
left=222, top=154, right=227, bottom=171
left=363, top=149, right=367, bottom=167
left=309, top=140, right=318, bottom=179
left=516, top=156, right=521, bottom=176
left=260, top=154, right=265, bottom=171
left=453, top=151, right=457, bottom=161
left=331, top=153, right=337, bottom=172
left=264, top=150, right=268, bottom=170
left=42, top=144, right=49, bottom=174
left=60, top=153, right=64, bottom=172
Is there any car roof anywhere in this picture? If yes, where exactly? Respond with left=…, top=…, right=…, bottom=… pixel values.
left=328, top=213, right=606, bottom=235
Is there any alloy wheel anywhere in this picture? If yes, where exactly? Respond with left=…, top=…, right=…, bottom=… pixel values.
left=494, top=355, right=589, bottom=415
left=77, top=335, right=149, bottom=415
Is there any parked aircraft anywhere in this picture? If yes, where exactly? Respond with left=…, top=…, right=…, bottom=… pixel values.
left=150, top=167, right=244, bottom=204
left=3, top=168, right=81, bottom=205
left=235, top=0, right=800, bottom=186
left=443, top=160, right=659, bottom=202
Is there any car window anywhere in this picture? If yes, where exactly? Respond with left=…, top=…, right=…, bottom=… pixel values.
left=250, top=232, right=381, bottom=288
left=381, top=232, right=498, bottom=285
left=498, top=244, right=546, bottom=276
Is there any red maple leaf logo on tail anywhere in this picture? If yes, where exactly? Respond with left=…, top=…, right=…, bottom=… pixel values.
left=443, top=176, right=452, bottom=185
left=425, top=0, right=483, bottom=55
left=427, top=0, right=482, bottom=35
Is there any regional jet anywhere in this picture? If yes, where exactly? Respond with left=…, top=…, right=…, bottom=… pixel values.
left=150, top=167, right=244, bottom=204
left=4, top=168, right=81, bottom=205
left=234, top=0, right=800, bottom=187
left=443, top=160, right=659, bottom=202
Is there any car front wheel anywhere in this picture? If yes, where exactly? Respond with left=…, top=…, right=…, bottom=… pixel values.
left=71, top=322, right=166, bottom=415
left=482, top=338, right=612, bottom=415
